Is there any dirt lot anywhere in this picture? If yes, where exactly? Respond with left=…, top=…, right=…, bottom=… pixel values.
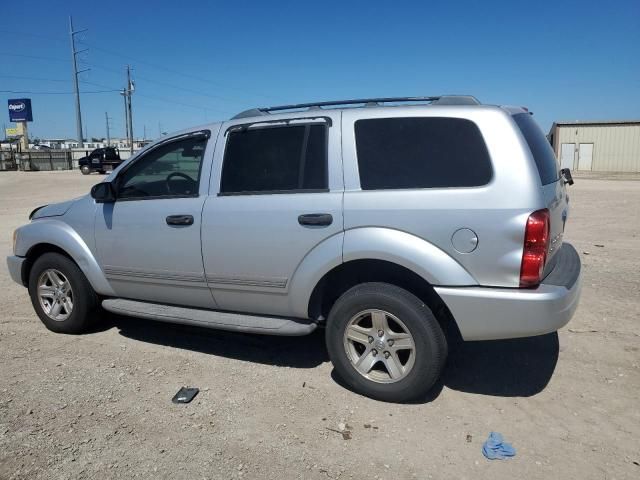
left=0, top=171, right=638, bottom=480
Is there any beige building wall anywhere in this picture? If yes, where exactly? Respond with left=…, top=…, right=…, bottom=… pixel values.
left=554, top=124, right=640, bottom=173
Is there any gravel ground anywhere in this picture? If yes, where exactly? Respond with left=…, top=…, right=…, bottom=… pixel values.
left=0, top=171, right=638, bottom=480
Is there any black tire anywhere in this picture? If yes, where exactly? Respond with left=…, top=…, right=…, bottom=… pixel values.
left=326, top=282, right=447, bottom=402
left=28, top=253, right=99, bottom=334
left=98, top=170, right=106, bottom=174
left=80, top=165, right=91, bottom=175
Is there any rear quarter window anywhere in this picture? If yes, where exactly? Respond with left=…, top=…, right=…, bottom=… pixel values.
left=355, top=117, right=492, bottom=190
left=513, top=113, right=559, bottom=185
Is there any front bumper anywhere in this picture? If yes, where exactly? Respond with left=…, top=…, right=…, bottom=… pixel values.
left=435, top=243, right=582, bottom=341
left=6, top=255, right=26, bottom=286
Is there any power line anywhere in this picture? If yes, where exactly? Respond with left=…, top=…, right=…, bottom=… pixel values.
left=79, top=79, right=231, bottom=115
left=132, top=73, right=241, bottom=104
left=81, top=42, right=281, bottom=102
left=0, top=30, right=239, bottom=124
left=86, top=62, right=247, bottom=107
left=135, top=91, right=232, bottom=115
left=0, top=28, right=272, bottom=100
left=0, top=43, right=279, bottom=108
left=0, top=30, right=66, bottom=43
left=0, top=89, right=120, bottom=95
left=85, top=62, right=125, bottom=76
left=80, top=80, right=121, bottom=90
left=0, top=75, right=67, bottom=82
left=0, top=52, right=67, bottom=63
left=83, top=68, right=237, bottom=112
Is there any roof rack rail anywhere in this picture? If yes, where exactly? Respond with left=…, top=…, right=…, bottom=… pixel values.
left=231, top=95, right=480, bottom=119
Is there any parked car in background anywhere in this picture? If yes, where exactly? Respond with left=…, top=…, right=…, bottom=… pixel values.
left=78, top=147, right=122, bottom=174
left=7, top=95, right=581, bottom=402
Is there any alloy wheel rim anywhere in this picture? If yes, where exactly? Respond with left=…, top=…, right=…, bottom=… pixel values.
left=37, top=269, right=74, bottom=321
left=343, top=309, right=416, bottom=384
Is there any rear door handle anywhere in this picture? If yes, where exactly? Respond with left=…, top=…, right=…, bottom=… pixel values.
left=298, top=213, right=333, bottom=227
left=166, top=214, right=194, bottom=226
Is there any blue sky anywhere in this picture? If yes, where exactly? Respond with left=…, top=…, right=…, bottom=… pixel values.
left=1, top=0, right=638, bottom=141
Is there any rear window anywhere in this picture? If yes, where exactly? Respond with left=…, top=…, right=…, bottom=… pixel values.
left=221, top=124, right=327, bottom=194
left=513, top=113, right=559, bottom=185
left=355, top=117, right=492, bottom=190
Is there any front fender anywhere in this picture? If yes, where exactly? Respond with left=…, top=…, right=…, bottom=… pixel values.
left=343, top=227, right=477, bottom=286
left=14, top=219, right=115, bottom=296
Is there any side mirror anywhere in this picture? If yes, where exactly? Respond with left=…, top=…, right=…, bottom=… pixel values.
left=91, top=182, right=117, bottom=203
left=560, top=168, right=574, bottom=186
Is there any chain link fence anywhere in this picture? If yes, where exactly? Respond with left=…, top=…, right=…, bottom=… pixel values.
left=0, top=149, right=73, bottom=171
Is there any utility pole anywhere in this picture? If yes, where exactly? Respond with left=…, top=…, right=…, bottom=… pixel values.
left=121, top=89, right=129, bottom=148
left=126, top=65, right=134, bottom=154
left=105, top=112, right=111, bottom=146
left=69, top=16, right=88, bottom=148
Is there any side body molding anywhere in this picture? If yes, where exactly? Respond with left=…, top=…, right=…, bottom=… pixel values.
left=342, top=227, right=478, bottom=286
left=14, top=219, right=116, bottom=296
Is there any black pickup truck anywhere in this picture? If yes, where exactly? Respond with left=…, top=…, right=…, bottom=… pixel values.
left=78, top=147, right=122, bottom=175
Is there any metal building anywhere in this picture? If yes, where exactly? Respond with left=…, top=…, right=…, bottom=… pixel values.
left=548, top=120, right=640, bottom=173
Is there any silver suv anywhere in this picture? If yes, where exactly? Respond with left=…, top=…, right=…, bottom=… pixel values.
left=7, top=96, right=581, bottom=402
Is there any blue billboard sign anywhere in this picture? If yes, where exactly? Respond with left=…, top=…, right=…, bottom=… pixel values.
left=8, top=98, right=33, bottom=122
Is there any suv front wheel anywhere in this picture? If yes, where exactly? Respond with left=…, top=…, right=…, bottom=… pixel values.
left=28, top=253, right=99, bottom=334
left=326, top=282, right=447, bottom=402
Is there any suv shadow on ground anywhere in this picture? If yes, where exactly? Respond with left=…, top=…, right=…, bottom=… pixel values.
left=99, top=314, right=559, bottom=402
left=101, top=314, right=329, bottom=369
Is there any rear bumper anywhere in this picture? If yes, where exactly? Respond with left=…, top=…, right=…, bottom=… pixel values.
left=435, top=243, right=582, bottom=341
left=6, top=255, right=26, bottom=286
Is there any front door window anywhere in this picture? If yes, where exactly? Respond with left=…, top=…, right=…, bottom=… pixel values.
left=117, top=136, right=207, bottom=199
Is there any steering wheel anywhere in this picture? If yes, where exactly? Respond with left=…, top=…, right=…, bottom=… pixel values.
left=120, top=184, right=150, bottom=197
left=166, top=172, right=196, bottom=195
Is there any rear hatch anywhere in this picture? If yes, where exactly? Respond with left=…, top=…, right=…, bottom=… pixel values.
left=512, top=113, right=568, bottom=270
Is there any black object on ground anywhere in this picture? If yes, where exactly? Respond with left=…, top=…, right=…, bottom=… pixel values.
left=172, top=387, right=199, bottom=404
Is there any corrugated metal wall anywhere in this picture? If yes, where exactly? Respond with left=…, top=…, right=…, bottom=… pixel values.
left=554, top=124, right=640, bottom=172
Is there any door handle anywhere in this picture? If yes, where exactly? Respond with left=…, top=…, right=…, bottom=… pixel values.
left=298, top=213, right=333, bottom=227
left=166, top=214, right=194, bottom=226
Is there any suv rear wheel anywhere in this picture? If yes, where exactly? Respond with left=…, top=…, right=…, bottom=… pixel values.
left=326, top=282, right=447, bottom=402
left=28, top=253, right=99, bottom=334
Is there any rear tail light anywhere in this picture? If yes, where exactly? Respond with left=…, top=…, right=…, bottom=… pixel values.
left=520, top=209, right=550, bottom=287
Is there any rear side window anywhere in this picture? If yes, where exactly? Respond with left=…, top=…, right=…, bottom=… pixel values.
left=221, top=124, right=327, bottom=194
left=104, top=148, right=118, bottom=160
left=355, top=117, right=492, bottom=190
left=513, top=113, right=559, bottom=185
